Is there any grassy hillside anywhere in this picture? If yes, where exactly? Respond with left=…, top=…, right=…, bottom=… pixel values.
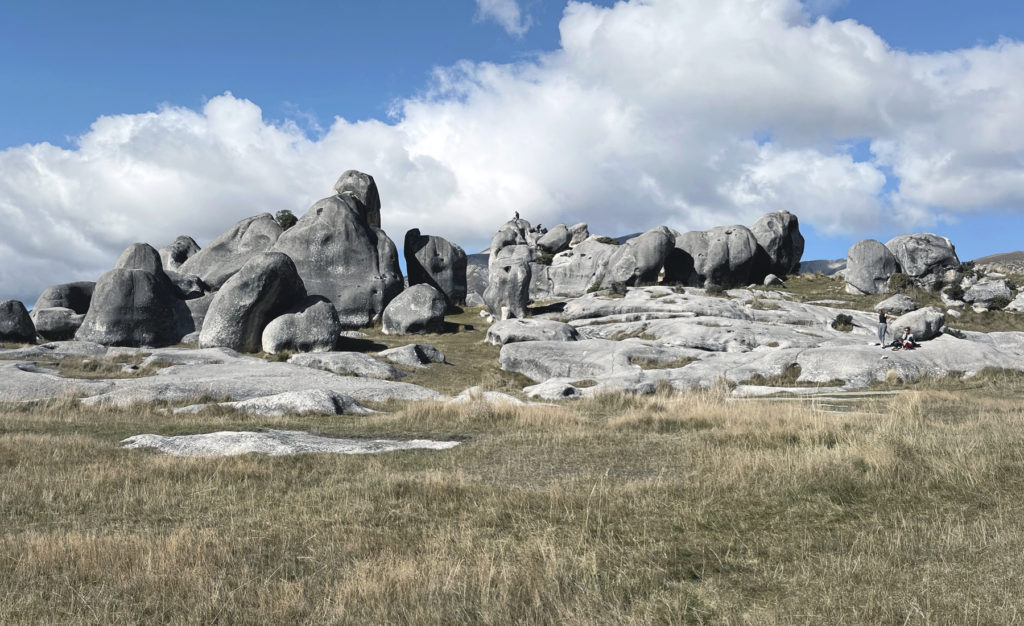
left=3, top=371, right=1024, bottom=623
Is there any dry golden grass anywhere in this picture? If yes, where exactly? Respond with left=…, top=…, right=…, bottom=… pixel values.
left=4, top=372, right=1024, bottom=623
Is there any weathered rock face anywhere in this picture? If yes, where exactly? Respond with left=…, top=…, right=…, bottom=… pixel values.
left=75, top=269, right=189, bottom=347
left=261, top=296, right=341, bottom=354
left=751, top=210, right=804, bottom=276
left=382, top=284, right=448, bottom=335
left=485, top=319, right=580, bottom=346
left=0, top=300, right=35, bottom=343
left=183, top=293, right=215, bottom=339
left=31, top=307, right=85, bottom=341
left=484, top=259, right=531, bottom=319
left=378, top=343, right=446, bottom=367
left=569, top=222, right=590, bottom=247
left=200, top=252, right=306, bottom=352
left=543, top=237, right=619, bottom=297
left=165, top=270, right=206, bottom=300
left=272, top=186, right=402, bottom=328
left=885, top=234, right=960, bottom=289
left=845, top=239, right=899, bottom=295
left=333, top=170, right=382, bottom=228
left=964, top=279, right=1012, bottom=307
left=466, top=254, right=490, bottom=307
left=404, top=229, right=467, bottom=306
left=536, top=224, right=571, bottom=255
left=288, top=352, right=406, bottom=380
left=159, top=235, right=201, bottom=271
left=116, top=242, right=166, bottom=277
left=179, top=214, right=283, bottom=289
left=874, top=294, right=917, bottom=314
left=891, top=306, right=945, bottom=341
left=602, top=226, right=675, bottom=287
left=33, top=281, right=95, bottom=314
left=665, top=225, right=759, bottom=287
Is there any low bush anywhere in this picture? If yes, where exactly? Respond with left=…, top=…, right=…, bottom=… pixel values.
left=831, top=313, right=854, bottom=331
left=945, top=284, right=965, bottom=301
left=595, top=236, right=619, bottom=245
left=704, top=284, right=726, bottom=297
left=888, top=273, right=912, bottom=293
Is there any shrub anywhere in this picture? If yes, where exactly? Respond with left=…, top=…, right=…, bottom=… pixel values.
left=595, top=236, right=619, bottom=245
left=945, top=284, right=965, bottom=301
left=888, top=273, right=912, bottom=293
left=991, top=296, right=1011, bottom=311
left=535, top=252, right=554, bottom=266
left=831, top=313, right=854, bottom=332
left=944, top=327, right=967, bottom=339
left=609, top=281, right=628, bottom=297
left=704, top=284, right=725, bottom=297
left=586, top=282, right=602, bottom=294
left=960, top=260, right=976, bottom=278
left=275, top=209, right=298, bottom=230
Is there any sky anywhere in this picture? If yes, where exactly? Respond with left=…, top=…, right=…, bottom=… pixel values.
left=2, top=0, right=1024, bottom=304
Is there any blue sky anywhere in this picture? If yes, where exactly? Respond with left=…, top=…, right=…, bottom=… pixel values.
left=2, top=0, right=1024, bottom=302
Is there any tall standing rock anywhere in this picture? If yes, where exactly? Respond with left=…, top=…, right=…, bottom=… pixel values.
left=751, top=210, right=804, bottom=277
left=116, top=242, right=167, bottom=277
left=404, top=229, right=467, bottom=306
left=845, top=239, right=900, bottom=295
left=484, top=220, right=533, bottom=318
left=158, top=236, right=201, bottom=271
left=272, top=172, right=403, bottom=328
left=0, top=300, right=36, bottom=344
left=200, top=252, right=306, bottom=352
left=665, top=225, right=759, bottom=287
left=884, top=234, right=960, bottom=289
left=75, top=269, right=189, bottom=347
left=602, top=226, right=675, bottom=287
left=180, top=214, right=283, bottom=289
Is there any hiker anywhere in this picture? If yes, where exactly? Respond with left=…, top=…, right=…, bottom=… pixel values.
left=900, top=327, right=918, bottom=350
left=877, top=310, right=895, bottom=346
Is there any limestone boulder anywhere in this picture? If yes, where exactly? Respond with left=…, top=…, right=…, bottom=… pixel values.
left=75, top=269, right=189, bottom=347
left=665, top=225, right=759, bottom=287
left=1006, top=292, right=1024, bottom=313
left=382, top=284, right=447, bottom=335
left=179, top=213, right=283, bottom=289
left=763, top=274, right=784, bottom=286
left=483, top=259, right=531, bottom=319
left=845, top=239, right=899, bottom=295
left=31, top=307, right=86, bottom=341
left=272, top=180, right=402, bottom=328
left=261, top=296, right=341, bottom=354
left=165, top=270, right=206, bottom=300
left=751, top=210, right=804, bottom=277
left=885, top=233, right=960, bottom=289
left=378, top=344, right=446, bottom=368
left=288, top=352, right=406, bottom=380
left=466, top=254, right=490, bottom=306
left=200, top=252, right=306, bottom=352
left=32, top=281, right=95, bottom=314
left=0, top=300, right=35, bottom=343
left=569, top=222, right=590, bottom=247
left=874, top=294, right=917, bottom=315
left=485, top=319, right=580, bottom=346
left=536, top=224, right=571, bottom=254
left=404, top=229, right=467, bottom=306
left=964, top=279, right=1012, bottom=307
left=116, top=242, right=166, bottom=277
left=333, top=170, right=382, bottom=227
left=159, top=235, right=201, bottom=271
left=544, top=237, right=619, bottom=297
left=602, top=226, right=675, bottom=287
left=891, top=306, right=945, bottom=341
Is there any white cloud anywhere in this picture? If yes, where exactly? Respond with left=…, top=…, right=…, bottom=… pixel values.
left=3, top=0, right=1024, bottom=303
left=474, top=0, right=531, bottom=37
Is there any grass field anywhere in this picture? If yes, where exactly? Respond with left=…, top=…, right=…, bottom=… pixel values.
left=4, top=370, right=1024, bottom=624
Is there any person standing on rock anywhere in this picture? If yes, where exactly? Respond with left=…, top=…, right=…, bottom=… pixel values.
left=877, top=311, right=895, bottom=346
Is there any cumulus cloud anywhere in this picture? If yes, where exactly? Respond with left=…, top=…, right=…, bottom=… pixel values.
left=474, top=0, right=532, bottom=37
left=3, top=0, right=1024, bottom=303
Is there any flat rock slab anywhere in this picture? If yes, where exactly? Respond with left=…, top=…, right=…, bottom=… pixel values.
left=173, top=389, right=371, bottom=417
left=121, top=429, right=460, bottom=457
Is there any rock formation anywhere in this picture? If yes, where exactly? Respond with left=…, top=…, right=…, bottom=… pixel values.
left=602, top=226, right=675, bottom=287
left=404, top=229, right=467, bottom=306
left=32, top=281, right=95, bottom=314
left=845, top=239, right=900, bottom=295
left=0, top=300, right=35, bottom=343
left=261, top=296, right=341, bottom=354
left=159, top=235, right=201, bottom=271
left=751, top=210, right=805, bottom=276
left=382, top=284, right=448, bottom=335
left=179, top=214, right=283, bottom=289
left=665, top=225, right=760, bottom=287
left=885, top=234, right=960, bottom=290
left=75, top=268, right=188, bottom=347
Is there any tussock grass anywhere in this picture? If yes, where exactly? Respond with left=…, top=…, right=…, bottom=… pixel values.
left=5, top=375, right=1024, bottom=623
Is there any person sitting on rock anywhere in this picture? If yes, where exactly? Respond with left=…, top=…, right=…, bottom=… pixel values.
left=900, top=327, right=918, bottom=350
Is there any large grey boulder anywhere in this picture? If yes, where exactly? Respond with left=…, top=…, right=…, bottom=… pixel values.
left=272, top=175, right=403, bottom=328
left=874, top=294, right=917, bottom=314
left=885, top=233, right=960, bottom=289
left=891, top=306, right=945, bottom=341
left=569, top=222, right=590, bottom=247
left=543, top=237, right=619, bottom=297
left=382, top=284, right=447, bottom=335
left=176, top=389, right=371, bottom=417
left=602, top=226, right=675, bottom=287
left=75, top=269, right=189, bottom=347
left=116, top=242, right=166, bottom=277
left=0, top=300, right=35, bottom=343
left=404, top=229, right=467, bottom=306
left=165, top=270, right=206, bottom=300
left=751, top=210, right=804, bottom=276
left=484, top=259, right=531, bottom=319
left=32, top=281, right=95, bottom=314
left=665, top=225, right=759, bottom=287
left=536, top=224, right=571, bottom=254
left=179, top=213, right=283, bottom=289
left=845, top=239, right=900, bottom=295
left=200, top=252, right=306, bottom=352
left=378, top=344, right=446, bottom=367
left=288, top=352, right=406, bottom=380
left=261, top=296, right=341, bottom=354
left=159, top=235, right=201, bottom=271
left=1006, top=292, right=1024, bottom=313
left=466, top=254, right=490, bottom=306
left=31, top=307, right=86, bottom=341
left=334, top=170, right=382, bottom=227
left=485, top=319, right=580, bottom=346
left=964, top=279, right=1012, bottom=307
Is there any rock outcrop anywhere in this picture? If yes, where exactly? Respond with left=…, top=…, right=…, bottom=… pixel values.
left=751, top=210, right=804, bottom=276
left=485, top=319, right=580, bottom=346
left=665, top=225, right=759, bottom=287
left=261, top=296, right=341, bottom=354
left=200, top=252, right=306, bottom=352
left=179, top=214, right=283, bottom=289
left=845, top=239, right=899, bottom=295
left=404, top=229, right=467, bottom=306
left=484, top=220, right=534, bottom=318
left=891, top=307, right=945, bottom=341
left=32, top=281, right=95, bottom=314
left=272, top=172, right=402, bottom=327
left=159, top=235, right=201, bottom=271
left=884, top=233, right=960, bottom=290
left=536, top=224, right=571, bottom=254
left=75, top=269, right=188, bottom=347
left=0, top=300, right=35, bottom=343
left=116, top=242, right=166, bottom=277
left=31, top=307, right=85, bottom=341
left=602, top=226, right=675, bottom=287
left=874, top=294, right=917, bottom=314
left=382, top=284, right=448, bottom=335
left=964, top=279, right=1012, bottom=308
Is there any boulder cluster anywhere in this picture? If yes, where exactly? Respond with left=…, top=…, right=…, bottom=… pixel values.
left=844, top=234, right=960, bottom=295
left=1, top=171, right=467, bottom=352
